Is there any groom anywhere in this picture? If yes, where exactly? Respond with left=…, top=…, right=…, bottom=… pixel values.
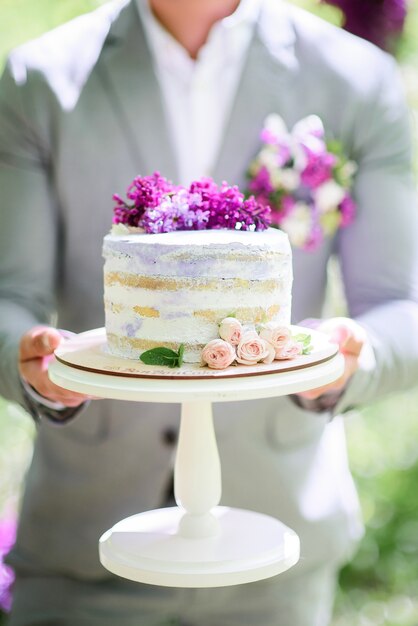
left=1, top=0, right=418, bottom=624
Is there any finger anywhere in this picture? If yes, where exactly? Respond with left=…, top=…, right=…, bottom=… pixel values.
left=298, top=353, right=359, bottom=399
left=327, top=325, right=351, bottom=347
left=20, top=327, right=63, bottom=362
left=298, top=376, right=346, bottom=400
left=20, top=358, right=91, bottom=404
left=49, top=397, right=86, bottom=408
left=319, top=319, right=353, bottom=348
left=298, top=379, right=345, bottom=400
left=319, top=317, right=366, bottom=356
left=341, top=333, right=364, bottom=357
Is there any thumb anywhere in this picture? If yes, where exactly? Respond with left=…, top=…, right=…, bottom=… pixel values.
left=19, top=327, right=63, bottom=362
left=319, top=318, right=365, bottom=357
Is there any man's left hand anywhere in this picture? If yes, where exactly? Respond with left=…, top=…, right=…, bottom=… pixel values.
left=298, top=317, right=367, bottom=400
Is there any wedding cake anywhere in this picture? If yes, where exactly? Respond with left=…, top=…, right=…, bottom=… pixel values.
left=103, top=228, right=292, bottom=363
left=103, top=173, right=295, bottom=366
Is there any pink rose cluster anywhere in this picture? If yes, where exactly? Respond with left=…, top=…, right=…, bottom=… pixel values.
left=201, top=318, right=304, bottom=370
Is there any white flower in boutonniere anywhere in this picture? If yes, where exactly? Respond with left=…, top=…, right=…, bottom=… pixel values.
left=280, top=169, right=301, bottom=192
left=246, top=114, right=357, bottom=251
left=314, top=180, right=346, bottom=214
left=280, top=202, right=314, bottom=249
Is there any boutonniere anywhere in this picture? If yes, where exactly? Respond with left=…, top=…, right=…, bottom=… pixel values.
left=246, top=114, right=357, bottom=251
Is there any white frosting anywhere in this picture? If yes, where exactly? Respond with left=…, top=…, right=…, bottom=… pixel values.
left=103, top=228, right=293, bottom=362
left=105, top=228, right=290, bottom=249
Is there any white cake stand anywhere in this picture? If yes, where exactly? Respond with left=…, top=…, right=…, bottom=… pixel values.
left=49, top=327, right=344, bottom=588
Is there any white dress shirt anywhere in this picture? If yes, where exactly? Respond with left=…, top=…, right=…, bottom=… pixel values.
left=136, top=0, right=262, bottom=185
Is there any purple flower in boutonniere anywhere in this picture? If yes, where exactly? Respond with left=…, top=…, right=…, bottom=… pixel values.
left=300, top=147, right=337, bottom=189
left=246, top=114, right=357, bottom=251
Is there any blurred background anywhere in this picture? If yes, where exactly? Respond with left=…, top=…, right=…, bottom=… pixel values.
left=0, top=1, right=417, bottom=624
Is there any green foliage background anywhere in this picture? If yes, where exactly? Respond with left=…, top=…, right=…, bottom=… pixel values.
left=0, top=2, right=417, bottom=625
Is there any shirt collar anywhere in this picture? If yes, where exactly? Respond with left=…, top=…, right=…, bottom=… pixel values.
left=136, top=0, right=262, bottom=73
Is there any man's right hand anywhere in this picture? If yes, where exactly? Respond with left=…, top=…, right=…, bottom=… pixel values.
left=19, top=326, right=91, bottom=408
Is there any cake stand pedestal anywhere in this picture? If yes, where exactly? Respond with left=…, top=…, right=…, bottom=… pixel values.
left=49, top=327, right=344, bottom=588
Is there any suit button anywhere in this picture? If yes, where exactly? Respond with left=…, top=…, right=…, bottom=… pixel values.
left=162, top=427, right=178, bottom=446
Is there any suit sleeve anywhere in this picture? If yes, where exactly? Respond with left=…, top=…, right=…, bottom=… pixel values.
left=335, top=54, right=418, bottom=413
left=0, top=60, right=58, bottom=407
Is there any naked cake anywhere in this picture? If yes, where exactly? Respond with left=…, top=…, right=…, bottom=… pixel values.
left=103, top=173, right=296, bottom=365
left=103, top=228, right=292, bottom=363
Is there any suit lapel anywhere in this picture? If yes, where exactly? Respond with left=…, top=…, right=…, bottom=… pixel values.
left=212, top=0, right=299, bottom=187
left=94, top=0, right=298, bottom=187
left=95, top=1, right=178, bottom=182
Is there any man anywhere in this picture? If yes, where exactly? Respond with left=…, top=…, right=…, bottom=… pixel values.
left=0, top=0, right=417, bottom=624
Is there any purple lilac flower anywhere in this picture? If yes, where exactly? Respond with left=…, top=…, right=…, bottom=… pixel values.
left=140, top=200, right=177, bottom=234
left=248, top=166, right=274, bottom=196
left=186, top=208, right=210, bottom=230
left=301, top=201, right=324, bottom=252
left=322, top=0, right=407, bottom=50
left=114, top=175, right=271, bottom=233
left=113, top=172, right=174, bottom=228
left=188, top=178, right=219, bottom=204
left=270, top=195, right=298, bottom=226
left=339, top=193, right=356, bottom=227
left=304, top=222, right=324, bottom=251
left=127, top=172, right=174, bottom=208
left=300, top=147, right=336, bottom=189
left=0, top=563, right=14, bottom=613
left=0, top=516, right=17, bottom=613
left=240, top=195, right=271, bottom=231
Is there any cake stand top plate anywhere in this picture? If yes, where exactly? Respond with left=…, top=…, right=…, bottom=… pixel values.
left=49, top=327, right=344, bottom=403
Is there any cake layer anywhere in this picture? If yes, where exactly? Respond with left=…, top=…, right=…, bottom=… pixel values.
left=106, top=333, right=204, bottom=363
left=103, top=229, right=293, bottom=363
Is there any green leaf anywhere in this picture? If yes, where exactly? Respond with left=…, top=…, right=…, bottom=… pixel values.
left=326, top=139, right=344, bottom=157
left=319, top=211, right=341, bottom=237
left=177, top=344, right=185, bottom=367
left=293, top=333, right=310, bottom=343
left=140, top=347, right=180, bottom=367
left=293, top=332, right=313, bottom=355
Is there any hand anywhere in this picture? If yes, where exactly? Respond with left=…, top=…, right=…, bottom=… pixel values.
left=19, top=326, right=92, bottom=408
left=298, top=317, right=367, bottom=400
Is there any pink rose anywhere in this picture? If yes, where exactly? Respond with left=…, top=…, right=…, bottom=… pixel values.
left=259, top=324, right=292, bottom=359
left=236, top=331, right=271, bottom=365
left=219, top=317, right=243, bottom=346
left=262, top=341, right=275, bottom=364
left=275, top=339, right=303, bottom=360
left=202, top=339, right=236, bottom=370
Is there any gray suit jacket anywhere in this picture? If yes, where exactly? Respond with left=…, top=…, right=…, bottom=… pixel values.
left=1, top=0, right=418, bottom=579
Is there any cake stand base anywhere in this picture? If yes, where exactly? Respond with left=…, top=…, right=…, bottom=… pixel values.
left=50, top=327, right=343, bottom=588
left=99, top=506, right=300, bottom=588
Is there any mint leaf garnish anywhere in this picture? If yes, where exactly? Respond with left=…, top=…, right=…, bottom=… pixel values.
left=177, top=343, right=185, bottom=367
left=140, top=345, right=185, bottom=368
